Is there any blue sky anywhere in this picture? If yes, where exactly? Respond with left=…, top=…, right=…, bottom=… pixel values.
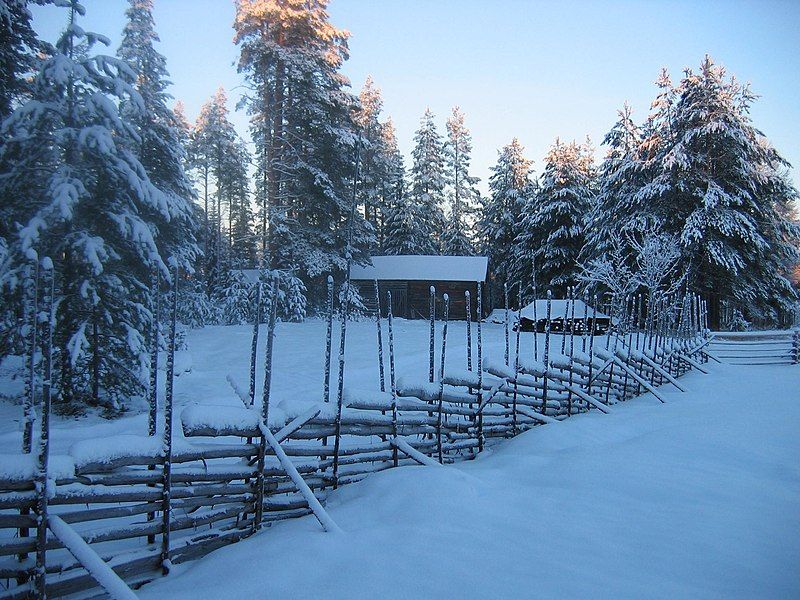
left=30, top=0, right=800, bottom=194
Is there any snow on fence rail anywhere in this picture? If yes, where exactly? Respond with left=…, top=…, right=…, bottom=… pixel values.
left=0, top=266, right=737, bottom=598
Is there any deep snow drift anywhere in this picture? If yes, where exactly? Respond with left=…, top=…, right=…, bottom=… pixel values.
left=138, top=361, right=800, bottom=599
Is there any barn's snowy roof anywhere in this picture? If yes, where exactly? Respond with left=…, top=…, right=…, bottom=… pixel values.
left=519, top=299, right=613, bottom=321
left=350, top=255, right=488, bottom=283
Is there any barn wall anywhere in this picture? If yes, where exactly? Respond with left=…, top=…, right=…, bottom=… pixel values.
left=352, top=280, right=487, bottom=320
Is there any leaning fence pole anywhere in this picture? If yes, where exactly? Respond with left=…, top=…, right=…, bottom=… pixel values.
left=373, top=279, right=385, bottom=393
left=33, top=258, right=53, bottom=598
left=465, top=290, right=472, bottom=371
left=161, top=262, right=178, bottom=575
left=436, top=294, right=450, bottom=463
left=476, top=282, right=484, bottom=451
left=387, top=291, right=399, bottom=466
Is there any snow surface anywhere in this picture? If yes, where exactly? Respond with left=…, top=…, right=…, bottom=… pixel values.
left=140, top=362, right=800, bottom=599
left=350, top=255, right=488, bottom=282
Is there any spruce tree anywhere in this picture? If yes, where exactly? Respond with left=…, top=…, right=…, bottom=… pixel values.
left=581, top=103, right=642, bottom=264
left=0, top=0, right=196, bottom=412
left=479, top=138, right=533, bottom=303
left=638, top=56, right=799, bottom=322
left=515, top=139, right=594, bottom=296
left=409, top=108, right=446, bottom=254
left=442, top=106, right=479, bottom=255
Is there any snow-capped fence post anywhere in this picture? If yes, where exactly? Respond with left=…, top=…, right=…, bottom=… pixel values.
left=33, top=257, right=53, bottom=599
left=436, top=294, right=449, bottom=464
left=587, top=295, right=598, bottom=400
left=262, top=277, right=279, bottom=427
left=161, top=262, right=178, bottom=576
left=791, top=329, right=800, bottom=365
left=22, top=251, right=39, bottom=455
left=512, top=285, right=522, bottom=433
left=149, top=266, right=160, bottom=437
left=476, top=282, right=485, bottom=451
left=324, top=275, right=334, bottom=404
left=567, top=287, right=577, bottom=414
left=541, top=290, right=552, bottom=415
left=333, top=275, right=350, bottom=488
left=532, top=267, right=539, bottom=360
left=147, top=267, right=161, bottom=544
left=504, top=282, right=510, bottom=366
left=248, top=281, right=262, bottom=407
left=387, top=291, right=399, bottom=467
left=429, top=286, right=436, bottom=384
left=465, top=290, right=472, bottom=371
left=373, top=279, right=386, bottom=393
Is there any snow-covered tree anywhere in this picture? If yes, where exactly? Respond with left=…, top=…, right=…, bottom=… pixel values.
left=479, top=138, right=533, bottom=304
left=0, top=0, right=196, bottom=412
left=516, top=139, right=595, bottom=296
left=637, top=56, right=799, bottom=323
left=235, top=0, right=373, bottom=306
left=409, top=108, right=446, bottom=254
left=581, top=103, right=642, bottom=264
left=442, top=106, right=479, bottom=255
left=0, top=0, right=47, bottom=123
left=117, top=0, right=198, bottom=269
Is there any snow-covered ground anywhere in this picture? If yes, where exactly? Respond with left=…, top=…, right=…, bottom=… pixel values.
left=0, top=317, right=549, bottom=452
left=137, top=360, right=800, bottom=600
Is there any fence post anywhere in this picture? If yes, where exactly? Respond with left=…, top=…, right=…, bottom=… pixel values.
left=465, top=290, right=472, bottom=371
left=541, top=290, right=552, bottom=415
left=374, top=279, right=385, bottom=392
left=437, top=295, right=449, bottom=463
left=387, top=291, right=398, bottom=467
left=33, top=258, right=53, bottom=598
left=161, top=262, right=178, bottom=575
left=476, top=282, right=484, bottom=452
left=147, top=266, right=160, bottom=545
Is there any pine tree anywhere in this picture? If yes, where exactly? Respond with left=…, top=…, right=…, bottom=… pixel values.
left=442, top=106, right=479, bottom=255
left=191, top=88, right=245, bottom=288
left=0, top=0, right=47, bottom=123
left=0, top=0, right=196, bottom=412
left=581, top=103, right=642, bottom=264
left=235, top=0, right=373, bottom=306
left=638, top=56, right=799, bottom=322
left=515, top=139, right=594, bottom=296
left=409, top=108, right=446, bottom=254
left=354, top=76, right=387, bottom=248
left=117, top=0, right=198, bottom=269
left=479, top=138, right=532, bottom=303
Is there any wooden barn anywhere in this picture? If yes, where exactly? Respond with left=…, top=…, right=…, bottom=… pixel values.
left=351, top=255, right=489, bottom=320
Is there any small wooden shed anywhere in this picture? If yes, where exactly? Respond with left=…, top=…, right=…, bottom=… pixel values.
left=517, top=299, right=613, bottom=334
left=351, top=255, right=489, bottom=320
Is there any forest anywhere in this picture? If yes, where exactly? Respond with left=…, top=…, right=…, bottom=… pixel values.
left=1, top=0, right=798, bottom=413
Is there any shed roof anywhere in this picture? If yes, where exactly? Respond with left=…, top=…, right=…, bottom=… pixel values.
left=350, top=255, right=488, bottom=283
left=519, top=299, right=613, bottom=321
